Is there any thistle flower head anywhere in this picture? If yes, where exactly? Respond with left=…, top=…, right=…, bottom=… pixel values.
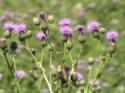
left=87, top=21, right=100, bottom=32
left=4, top=22, right=15, bottom=31
left=14, top=23, right=27, bottom=33
left=0, top=15, right=6, bottom=21
left=106, top=30, right=118, bottom=42
left=15, top=70, right=26, bottom=79
left=36, top=31, right=47, bottom=41
left=76, top=72, right=83, bottom=81
left=39, top=11, right=46, bottom=19
left=60, top=26, right=72, bottom=38
left=75, top=25, right=84, bottom=33
left=59, top=18, right=72, bottom=26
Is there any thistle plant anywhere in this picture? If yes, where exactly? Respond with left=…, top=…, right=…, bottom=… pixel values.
left=0, top=11, right=119, bottom=93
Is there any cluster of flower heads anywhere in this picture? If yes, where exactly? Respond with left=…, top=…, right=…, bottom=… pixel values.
left=4, top=22, right=27, bottom=33
left=35, top=12, right=48, bottom=41
left=0, top=11, right=14, bottom=22
left=58, top=19, right=118, bottom=42
left=59, top=18, right=73, bottom=38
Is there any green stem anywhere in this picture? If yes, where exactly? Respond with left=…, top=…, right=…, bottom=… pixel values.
left=25, top=40, right=53, bottom=93
left=85, top=66, right=92, bottom=93
left=49, top=52, right=52, bottom=84
left=40, top=48, right=53, bottom=93
left=26, top=40, right=37, bottom=62
left=13, top=56, right=21, bottom=93
left=68, top=51, right=74, bottom=84
left=62, top=43, right=66, bottom=63
left=3, top=52, right=14, bottom=78
left=88, top=54, right=110, bottom=92
left=77, top=46, right=83, bottom=60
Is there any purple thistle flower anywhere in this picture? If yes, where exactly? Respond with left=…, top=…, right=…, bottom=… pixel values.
left=87, top=21, right=100, bottom=32
left=4, top=22, right=15, bottom=31
left=59, top=18, right=72, bottom=26
left=60, top=26, right=72, bottom=38
left=75, top=25, right=84, bottom=33
left=4, top=11, right=14, bottom=18
left=76, top=72, right=83, bottom=81
left=90, top=80, right=100, bottom=87
left=39, top=11, right=46, bottom=19
left=15, top=70, right=26, bottom=79
left=36, top=31, right=47, bottom=41
left=106, top=30, right=118, bottom=42
left=0, top=15, right=6, bottom=21
left=14, top=23, right=27, bottom=33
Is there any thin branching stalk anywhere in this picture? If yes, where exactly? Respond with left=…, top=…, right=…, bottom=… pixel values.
left=85, top=65, right=92, bottom=93
left=68, top=51, right=74, bottom=84
left=3, top=51, right=14, bottom=78
left=13, top=56, right=21, bottom=93
left=49, top=51, right=52, bottom=84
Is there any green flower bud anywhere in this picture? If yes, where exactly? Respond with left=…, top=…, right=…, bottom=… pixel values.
left=61, top=36, right=67, bottom=43
left=94, top=86, right=101, bottom=92
left=41, top=40, right=47, bottom=47
left=25, top=30, right=32, bottom=38
left=0, top=38, right=7, bottom=49
left=99, top=27, right=106, bottom=34
left=78, top=35, right=86, bottom=44
left=36, top=62, right=42, bottom=69
left=47, top=15, right=55, bottom=24
left=18, top=33, right=26, bottom=41
left=79, top=80, right=85, bottom=85
left=47, top=43, right=54, bottom=51
left=108, top=42, right=116, bottom=54
left=66, top=39, right=73, bottom=50
left=88, top=57, right=94, bottom=65
left=33, top=17, right=40, bottom=25
left=92, top=31, right=100, bottom=39
left=40, top=22, right=48, bottom=31
left=3, top=30, right=11, bottom=38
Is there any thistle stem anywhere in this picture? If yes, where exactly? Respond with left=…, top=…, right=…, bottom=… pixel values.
left=13, top=56, right=21, bottom=93
left=49, top=52, right=52, bottom=84
left=40, top=48, right=53, bottom=93
left=3, top=52, right=14, bottom=78
left=68, top=51, right=74, bottom=83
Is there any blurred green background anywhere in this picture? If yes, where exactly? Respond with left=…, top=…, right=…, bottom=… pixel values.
left=0, top=0, right=125, bottom=93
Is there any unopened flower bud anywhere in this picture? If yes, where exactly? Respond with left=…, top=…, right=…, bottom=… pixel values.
left=40, top=23, right=48, bottom=31
left=61, top=36, right=67, bottom=43
left=39, top=11, right=46, bottom=20
left=31, top=48, right=36, bottom=55
left=92, top=31, right=100, bottom=39
left=48, top=43, right=54, bottom=51
left=100, top=55, right=106, bottom=61
left=36, top=62, right=42, bottom=69
left=93, top=86, right=101, bottom=92
left=88, top=57, right=94, bottom=65
left=3, top=30, right=11, bottom=38
left=108, top=42, right=116, bottom=54
left=33, top=17, right=41, bottom=25
left=41, top=40, right=47, bottom=47
left=0, top=38, right=7, bottom=49
left=29, top=67, right=39, bottom=79
left=10, top=41, right=18, bottom=51
left=25, top=30, right=32, bottom=38
left=66, top=39, right=73, bottom=50
left=78, top=34, right=86, bottom=44
left=99, top=27, right=106, bottom=34
left=75, top=80, right=85, bottom=87
left=47, top=15, right=55, bottom=24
